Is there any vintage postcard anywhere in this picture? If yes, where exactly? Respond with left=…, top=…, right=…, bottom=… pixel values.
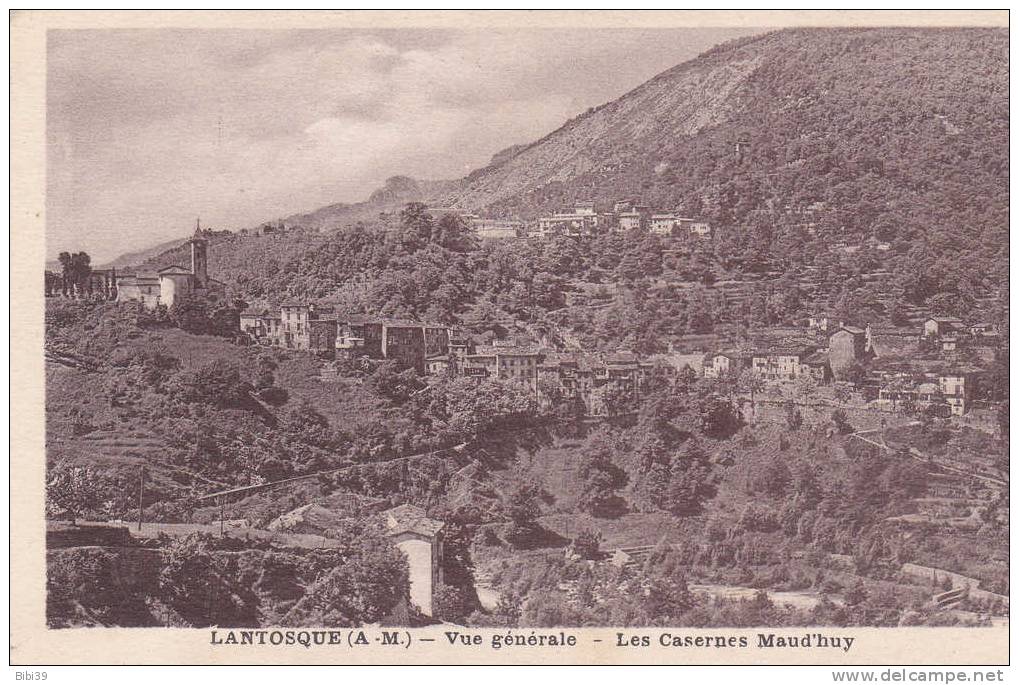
left=10, top=9, right=1010, bottom=667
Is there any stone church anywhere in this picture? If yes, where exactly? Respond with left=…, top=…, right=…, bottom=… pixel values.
left=116, top=223, right=225, bottom=309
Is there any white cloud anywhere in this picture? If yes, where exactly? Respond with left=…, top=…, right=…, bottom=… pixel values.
left=47, top=27, right=756, bottom=262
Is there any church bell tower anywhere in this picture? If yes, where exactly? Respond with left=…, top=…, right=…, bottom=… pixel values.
left=190, top=218, right=209, bottom=288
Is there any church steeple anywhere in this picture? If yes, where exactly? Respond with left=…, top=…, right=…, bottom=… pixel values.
left=189, top=218, right=208, bottom=287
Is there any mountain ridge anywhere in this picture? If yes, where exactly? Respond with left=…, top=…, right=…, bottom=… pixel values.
left=114, top=26, right=1008, bottom=297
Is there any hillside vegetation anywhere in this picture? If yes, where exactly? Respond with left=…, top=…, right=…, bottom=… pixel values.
left=49, top=27, right=1009, bottom=630
left=122, top=28, right=1007, bottom=346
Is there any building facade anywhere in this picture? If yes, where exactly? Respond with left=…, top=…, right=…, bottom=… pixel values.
left=751, top=346, right=816, bottom=381
left=116, top=226, right=225, bottom=309
left=829, top=326, right=868, bottom=377
left=703, top=351, right=751, bottom=378
left=383, top=504, right=444, bottom=618
left=923, top=317, right=964, bottom=338
left=472, top=218, right=524, bottom=240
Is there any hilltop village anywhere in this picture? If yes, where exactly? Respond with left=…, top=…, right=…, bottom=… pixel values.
left=43, top=211, right=1009, bottom=627
left=47, top=204, right=1002, bottom=427
left=41, top=26, right=1009, bottom=634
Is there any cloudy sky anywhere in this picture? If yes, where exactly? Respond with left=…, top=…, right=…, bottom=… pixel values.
left=47, top=27, right=757, bottom=263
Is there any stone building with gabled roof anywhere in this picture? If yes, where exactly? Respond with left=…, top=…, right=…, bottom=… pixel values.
left=829, top=326, right=869, bottom=378
left=923, top=316, right=965, bottom=338
left=382, top=504, right=445, bottom=617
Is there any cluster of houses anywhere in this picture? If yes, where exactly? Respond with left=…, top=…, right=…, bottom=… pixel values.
left=46, top=219, right=1000, bottom=423
left=240, top=305, right=452, bottom=374
left=702, top=315, right=1000, bottom=417
left=240, top=302, right=659, bottom=417
left=921, top=316, right=1000, bottom=353
left=429, top=200, right=713, bottom=241
left=430, top=341, right=660, bottom=417
left=535, top=200, right=712, bottom=240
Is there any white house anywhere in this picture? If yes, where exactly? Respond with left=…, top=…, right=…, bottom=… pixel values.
left=383, top=504, right=445, bottom=617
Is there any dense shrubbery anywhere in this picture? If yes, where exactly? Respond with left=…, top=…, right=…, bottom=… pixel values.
left=47, top=525, right=411, bottom=629
left=283, top=522, right=410, bottom=626
left=169, top=296, right=242, bottom=338
left=47, top=547, right=154, bottom=627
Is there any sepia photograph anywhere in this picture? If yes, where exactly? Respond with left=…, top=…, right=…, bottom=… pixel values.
left=10, top=8, right=1010, bottom=668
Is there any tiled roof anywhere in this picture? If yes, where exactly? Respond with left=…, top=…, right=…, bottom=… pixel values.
left=383, top=504, right=444, bottom=538
left=379, top=318, right=448, bottom=328
left=751, top=343, right=816, bottom=356
left=869, top=327, right=915, bottom=336
left=711, top=349, right=752, bottom=360
left=475, top=345, right=543, bottom=356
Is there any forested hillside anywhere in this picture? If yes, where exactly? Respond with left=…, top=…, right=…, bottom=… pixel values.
left=45, top=295, right=1009, bottom=628
left=121, top=28, right=1008, bottom=347
left=49, top=27, right=1008, bottom=630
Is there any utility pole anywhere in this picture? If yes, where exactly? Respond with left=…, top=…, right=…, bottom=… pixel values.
left=137, top=466, right=145, bottom=532
left=220, top=496, right=225, bottom=537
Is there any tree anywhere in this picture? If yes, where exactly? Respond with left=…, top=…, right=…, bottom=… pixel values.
left=738, top=369, right=765, bottom=403
left=503, top=480, right=545, bottom=544
left=429, top=376, right=537, bottom=440
left=169, top=296, right=239, bottom=337
left=433, top=212, right=476, bottom=253
left=666, top=441, right=716, bottom=515
left=569, top=528, right=603, bottom=560
left=286, top=523, right=410, bottom=626
left=169, top=296, right=211, bottom=334
left=58, top=251, right=92, bottom=295
left=577, top=466, right=622, bottom=517
left=157, top=533, right=257, bottom=627
left=171, top=360, right=253, bottom=409
left=47, top=547, right=152, bottom=627
left=641, top=574, right=695, bottom=622
left=575, top=434, right=626, bottom=518
left=793, top=373, right=818, bottom=402
left=785, top=401, right=804, bottom=431
left=699, top=396, right=741, bottom=438
left=369, top=360, right=424, bottom=403
left=832, top=409, right=854, bottom=435
left=397, top=202, right=436, bottom=251
left=46, top=465, right=108, bottom=525
left=432, top=582, right=473, bottom=623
